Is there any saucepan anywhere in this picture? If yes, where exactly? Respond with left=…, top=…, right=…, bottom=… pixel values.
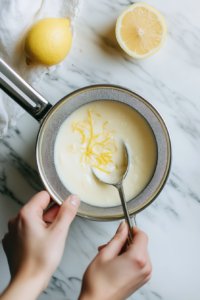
left=0, top=58, right=171, bottom=221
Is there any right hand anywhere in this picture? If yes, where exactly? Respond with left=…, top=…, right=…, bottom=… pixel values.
left=79, top=222, right=152, bottom=300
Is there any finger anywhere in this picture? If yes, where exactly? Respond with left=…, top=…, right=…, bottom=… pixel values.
left=126, top=226, right=148, bottom=256
left=43, top=199, right=55, bottom=213
left=8, top=216, right=16, bottom=232
left=119, top=241, right=127, bottom=255
left=141, top=250, right=152, bottom=279
left=2, top=233, right=9, bottom=252
left=100, top=221, right=128, bottom=261
left=51, top=195, right=80, bottom=236
left=132, top=226, right=148, bottom=247
left=23, top=191, right=51, bottom=218
left=43, top=203, right=60, bottom=223
left=98, top=244, right=107, bottom=251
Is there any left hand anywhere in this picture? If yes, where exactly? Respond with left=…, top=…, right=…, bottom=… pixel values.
left=2, top=191, right=80, bottom=297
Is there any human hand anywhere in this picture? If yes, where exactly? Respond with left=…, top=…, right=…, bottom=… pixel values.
left=2, top=191, right=80, bottom=298
left=79, top=222, right=152, bottom=300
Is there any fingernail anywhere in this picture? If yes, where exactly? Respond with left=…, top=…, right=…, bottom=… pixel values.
left=70, top=195, right=80, bottom=207
left=117, top=221, right=125, bottom=232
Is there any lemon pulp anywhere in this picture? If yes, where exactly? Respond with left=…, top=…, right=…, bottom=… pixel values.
left=116, top=3, right=167, bottom=59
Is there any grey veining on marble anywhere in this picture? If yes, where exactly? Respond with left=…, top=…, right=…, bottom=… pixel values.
left=1, top=0, right=200, bottom=299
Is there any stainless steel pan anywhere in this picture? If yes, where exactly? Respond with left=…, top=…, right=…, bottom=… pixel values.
left=0, top=58, right=171, bottom=221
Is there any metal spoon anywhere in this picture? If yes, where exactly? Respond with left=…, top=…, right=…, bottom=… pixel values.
left=92, top=142, right=136, bottom=246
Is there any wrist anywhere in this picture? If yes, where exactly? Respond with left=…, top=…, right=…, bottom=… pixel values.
left=1, top=275, right=45, bottom=300
left=12, top=260, right=51, bottom=291
left=2, top=269, right=49, bottom=300
left=14, top=270, right=47, bottom=292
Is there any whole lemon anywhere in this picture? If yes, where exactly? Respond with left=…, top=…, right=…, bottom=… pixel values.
left=24, top=18, right=72, bottom=66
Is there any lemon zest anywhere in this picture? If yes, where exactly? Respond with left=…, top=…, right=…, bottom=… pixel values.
left=68, top=150, right=76, bottom=154
left=66, top=145, right=76, bottom=154
left=72, top=124, right=86, bottom=144
left=71, top=110, right=117, bottom=173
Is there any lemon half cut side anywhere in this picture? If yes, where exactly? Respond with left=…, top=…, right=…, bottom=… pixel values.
left=116, top=3, right=167, bottom=59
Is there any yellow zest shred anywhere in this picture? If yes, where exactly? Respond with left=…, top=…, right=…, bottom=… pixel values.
left=70, top=110, right=117, bottom=173
left=66, top=145, right=76, bottom=154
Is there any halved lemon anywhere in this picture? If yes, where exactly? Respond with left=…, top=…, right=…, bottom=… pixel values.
left=116, top=3, right=167, bottom=59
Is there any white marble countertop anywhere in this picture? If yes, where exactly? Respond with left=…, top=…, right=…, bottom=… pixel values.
left=1, top=0, right=200, bottom=299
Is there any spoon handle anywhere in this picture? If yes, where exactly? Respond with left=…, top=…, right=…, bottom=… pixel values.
left=117, top=184, right=135, bottom=246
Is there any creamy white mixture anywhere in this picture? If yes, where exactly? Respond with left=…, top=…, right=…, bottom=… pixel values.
left=54, top=101, right=157, bottom=207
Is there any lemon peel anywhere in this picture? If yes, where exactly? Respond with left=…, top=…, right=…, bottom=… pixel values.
left=66, top=145, right=76, bottom=154
left=24, top=17, right=72, bottom=66
left=69, top=110, right=118, bottom=173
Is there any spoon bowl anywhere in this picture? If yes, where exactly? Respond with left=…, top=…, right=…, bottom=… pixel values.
left=92, top=142, right=136, bottom=245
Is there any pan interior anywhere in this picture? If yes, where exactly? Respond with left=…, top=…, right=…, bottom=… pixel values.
left=37, top=86, right=171, bottom=221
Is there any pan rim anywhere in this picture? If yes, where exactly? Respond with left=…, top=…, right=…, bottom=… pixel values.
left=36, top=84, right=171, bottom=221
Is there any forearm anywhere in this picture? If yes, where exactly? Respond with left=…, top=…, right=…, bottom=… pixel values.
left=0, top=271, right=46, bottom=300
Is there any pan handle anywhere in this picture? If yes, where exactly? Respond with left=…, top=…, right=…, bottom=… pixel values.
left=0, top=58, right=52, bottom=123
